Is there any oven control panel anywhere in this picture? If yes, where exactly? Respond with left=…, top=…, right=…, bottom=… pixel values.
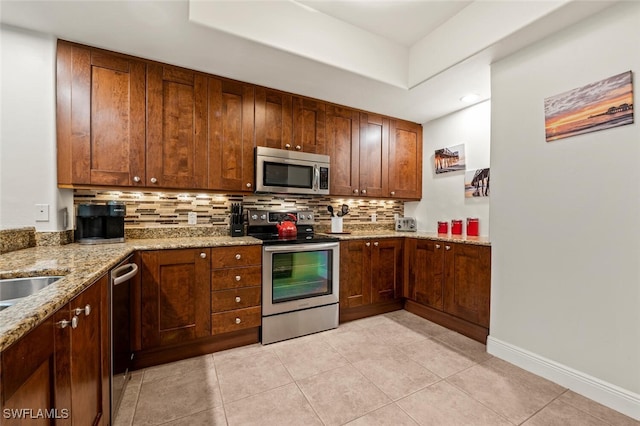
left=248, top=210, right=315, bottom=226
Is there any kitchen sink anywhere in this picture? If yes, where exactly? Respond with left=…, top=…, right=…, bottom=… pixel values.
left=0, top=276, right=64, bottom=311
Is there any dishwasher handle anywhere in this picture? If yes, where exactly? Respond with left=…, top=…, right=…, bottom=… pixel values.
left=112, top=263, right=138, bottom=286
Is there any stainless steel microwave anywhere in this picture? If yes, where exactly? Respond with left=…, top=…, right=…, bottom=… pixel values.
left=255, top=146, right=330, bottom=195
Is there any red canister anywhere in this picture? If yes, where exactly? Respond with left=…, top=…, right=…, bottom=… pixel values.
left=466, top=218, right=479, bottom=236
left=437, top=221, right=448, bottom=234
left=451, top=219, right=463, bottom=235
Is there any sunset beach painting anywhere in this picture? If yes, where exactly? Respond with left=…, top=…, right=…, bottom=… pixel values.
left=544, top=71, right=633, bottom=142
left=435, top=144, right=466, bottom=174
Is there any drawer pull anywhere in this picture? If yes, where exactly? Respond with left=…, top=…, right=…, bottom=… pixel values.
left=235, top=296, right=241, bottom=303
left=235, top=275, right=241, bottom=281
left=235, top=254, right=241, bottom=260
left=435, top=244, right=441, bottom=249
left=74, top=304, right=91, bottom=317
left=235, top=317, right=241, bottom=324
left=365, top=242, right=370, bottom=247
left=374, top=241, right=379, bottom=247
left=445, top=245, right=451, bottom=250
left=200, top=252, right=207, bottom=259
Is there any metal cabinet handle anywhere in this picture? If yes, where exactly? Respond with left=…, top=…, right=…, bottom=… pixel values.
left=445, top=245, right=451, bottom=250
left=361, top=189, right=367, bottom=195
left=374, top=241, right=379, bottom=247
left=235, top=275, right=241, bottom=281
left=57, top=318, right=75, bottom=329
left=390, top=191, right=395, bottom=196
left=200, top=252, right=207, bottom=259
left=435, top=244, right=441, bottom=249
left=365, top=242, right=371, bottom=247
left=74, top=304, right=91, bottom=316
left=235, top=254, right=241, bottom=260
left=353, top=189, right=359, bottom=194
left=133, top=176, right=141, bottom=183
left=150, top=177, right=158, bottom=184
left=295, top=145, right=301, bottom=150
left=285, top=144, right=291, bottom=149
left=235, top=296, right=241, bottom=303
left=246, top=183, right=252, bottom=188
left=235, top=317, right=241, bottom=324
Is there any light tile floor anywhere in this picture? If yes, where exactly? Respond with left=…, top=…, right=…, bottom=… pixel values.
left=115, top=310, right=638, bottom=426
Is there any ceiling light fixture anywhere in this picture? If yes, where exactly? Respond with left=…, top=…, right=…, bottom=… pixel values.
left=460, top=93, right=480, bottom=103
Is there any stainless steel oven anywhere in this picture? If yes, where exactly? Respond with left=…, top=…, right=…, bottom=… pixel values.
left=247, top=209, right=339, bottom=344
left=262, top=242, right=339, bottom=344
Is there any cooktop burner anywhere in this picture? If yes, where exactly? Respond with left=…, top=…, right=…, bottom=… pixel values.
left=246, top=209, right=338, bottom=245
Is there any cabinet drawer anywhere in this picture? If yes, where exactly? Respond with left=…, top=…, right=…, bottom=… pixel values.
left=212, top=286, right=261, bottom=313
left=212, top=266, right=261, bottom=290
left=211, top=246, right=261, bottom=268
left=211, top=307, right=261, bottom=335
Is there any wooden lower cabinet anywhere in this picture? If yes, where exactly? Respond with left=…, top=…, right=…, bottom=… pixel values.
left=406, top=239, right=491, bottom=342
left=339, top=238, right=403, bottom=321
left=140, top=248, right=211, bottom=349
left=210, top=246, right=262, bottom=335
left=0, top=274, right=109, bottom=426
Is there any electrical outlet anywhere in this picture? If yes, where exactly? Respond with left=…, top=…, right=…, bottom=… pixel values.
left=187, top=212, right=197, bottom=225
left=371, top=213, right=377, bottom=223
left=394, top=213, right=399, bottom=221
left=35, top=204, right=49, bottom=222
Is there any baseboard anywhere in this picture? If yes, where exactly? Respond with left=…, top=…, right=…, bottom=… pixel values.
left=487, top=336, right=640, bottom=420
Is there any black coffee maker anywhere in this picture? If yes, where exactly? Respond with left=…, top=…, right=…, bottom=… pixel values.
left=75, top=202, right=126, bottom=244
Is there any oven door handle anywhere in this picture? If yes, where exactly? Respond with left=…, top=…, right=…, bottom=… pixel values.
left=111, top=263, right=138, bottom=286
left=263, top=242, right=339, bottom=252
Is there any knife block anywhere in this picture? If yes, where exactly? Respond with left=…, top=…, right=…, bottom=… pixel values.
left=230, top=224, right=244, bottom=237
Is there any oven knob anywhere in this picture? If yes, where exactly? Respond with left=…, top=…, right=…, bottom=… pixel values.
left=308, top=214, right=313, bottom=221
left=260, top=214, right=266, bottom=220
left=299, top=214, right=306, bottom=220
left=251, top=214, right=257, bottom=220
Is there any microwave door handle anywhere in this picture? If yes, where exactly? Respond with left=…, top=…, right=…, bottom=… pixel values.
left=313, top=164, right=320, bottom=191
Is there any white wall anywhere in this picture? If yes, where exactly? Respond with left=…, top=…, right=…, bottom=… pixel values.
left=405, top=101, right=491, bottom=236
left=0, top=24, right=73, bottom=231
left=489, top=1, right=640, bottom=418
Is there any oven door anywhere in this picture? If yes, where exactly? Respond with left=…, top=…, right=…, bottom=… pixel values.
left=262, top=242, right=339, bottom=316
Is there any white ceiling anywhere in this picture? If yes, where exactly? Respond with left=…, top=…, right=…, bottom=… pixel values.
left=0, top=0, right=617, bottom=123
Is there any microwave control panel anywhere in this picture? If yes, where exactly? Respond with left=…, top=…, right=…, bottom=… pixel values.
left=319, top=167, right=329, bottom=190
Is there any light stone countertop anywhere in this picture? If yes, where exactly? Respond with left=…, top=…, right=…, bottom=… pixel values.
left=0, top=236, right=261, bottom=352
left=0, top=231, right=489, bottom=352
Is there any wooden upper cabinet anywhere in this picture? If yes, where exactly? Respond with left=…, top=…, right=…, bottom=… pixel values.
left=327, top=105, right=359, bottom=196
left=293, top=97, right=326, bottom=154
left=146, top=64, right=208, bottom=189
left=358, top=113, right=389, bottom=198
left=389, top=120, right=422, bottom=199
left=57, top=41, right=146, bottom=186
left=208, top=78, right=255, bottom=192
left=255, top=88, right=293, bottom=150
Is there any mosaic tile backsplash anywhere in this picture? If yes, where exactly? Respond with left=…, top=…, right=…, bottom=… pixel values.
left=73, top=190, right=403, bottom=233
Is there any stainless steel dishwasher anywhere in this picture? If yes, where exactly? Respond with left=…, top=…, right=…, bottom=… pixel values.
left=110, top=256, right=139, bottom=421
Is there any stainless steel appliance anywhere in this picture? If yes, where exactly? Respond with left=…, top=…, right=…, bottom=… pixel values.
left=248, top=210, right=339, bottom=344
left=110, top=257, right=138, bottom=421
left=75, top=202, right=126, bottom=244
left=255, top=146, right=330, bottom=195
left=395, top=217, right=417, bottom=232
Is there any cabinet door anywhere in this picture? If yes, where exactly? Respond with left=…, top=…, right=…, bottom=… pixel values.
left=57, top=41, right=146, bottom=186
left=255, top=88, right=293, bottom=150
left=389, top=120, right=422, bottom=199
left=327, top=105, right=359, bottom=196
left=407, top=239, right=444, bottom=309
left=208, top=78, right=255, bottom=191
left=55, top=274, right=109, bottom=426
left=359, top=113, right=389, bottom=197
left=339, top=240, right=371, bottom=308
left=146, top=64, right=208, bottom=189
left=371, top=239, right=403, bottom=303
left=141, top=249, right=211, bottom=349
left=1, top=317, right=56, bottom=426
left=293, top=97, right=326, bottom=154
left=443, top=243, right=491, bottom=327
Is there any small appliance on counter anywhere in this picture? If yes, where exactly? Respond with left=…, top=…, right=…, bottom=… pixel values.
left=395, top=217, right=417, bottom=232
left=230, top=203, right=244, bottom=237
left=75, top=202, right=126, bottom=244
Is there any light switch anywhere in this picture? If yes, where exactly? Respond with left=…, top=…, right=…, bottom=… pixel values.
left=35, top=204, right=49, bottom=222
